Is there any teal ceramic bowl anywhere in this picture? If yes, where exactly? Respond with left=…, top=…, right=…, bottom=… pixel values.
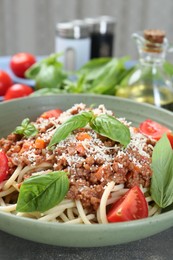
left=0, top=94, right=173, bottom=247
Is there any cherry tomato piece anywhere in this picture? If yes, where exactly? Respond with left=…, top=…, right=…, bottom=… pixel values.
left=167, top=132, right=173, bottom=149
left=0, top=151, right=9, bottom=183
left=0, top=70, right=13, bottom=96
left=10, top=52, right=36, bottom=78
left=139, top=119, right=171, bottom=140
left=107, top=186, right=148, bottom=223
left=4, top=84, right=34, bottom=100
left=40, top=109, right=63, bottom=119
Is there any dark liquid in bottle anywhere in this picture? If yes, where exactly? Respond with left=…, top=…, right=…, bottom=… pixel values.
left=90, top=33, right=114, bottom=58
left=161, top=102, right=173, bottom=112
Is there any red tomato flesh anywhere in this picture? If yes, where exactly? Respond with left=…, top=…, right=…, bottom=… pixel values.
left=0, top=151, right=9, bottom=183
left=40, top=109, right=63, bottom=119
left=139, top=119, right=171, bottom=140
left=10, top=52, right=36, bottom=78
left=0, top=70, right=13, bottom=96
left=107, top=186, right=148, bottom=223
left=167, top=132, right=173, bottom=149
left=4, top=84, right=33, bottom=100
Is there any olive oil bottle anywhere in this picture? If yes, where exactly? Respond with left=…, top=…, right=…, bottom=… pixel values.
left=116, top=29, right=173, bottom=111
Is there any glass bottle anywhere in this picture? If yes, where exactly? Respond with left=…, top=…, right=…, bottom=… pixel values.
left=116, top=29, right=173, bottom=111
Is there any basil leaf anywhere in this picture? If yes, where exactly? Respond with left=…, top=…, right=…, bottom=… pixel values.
left=151, top=134, right=173, bottom=208
left=23, top=124, right=38, bottom=137
left=21, top=118, right=30, bottom=128
left=77, top=57, right=112, bottom=81
left=90, top=114, right=130, bottom=147
left=13, top=126, right=25, bottom=135
left=35, top=64, right=67, bottom=90
left=16, top=171, right=69, bottom=212
left=13, top=118, right=38, bottom=138
left=30, top=88, right=66, bottom=97
left=25, top=53, right=68, bottom=89
left=48, top=111, right=94, bottom=148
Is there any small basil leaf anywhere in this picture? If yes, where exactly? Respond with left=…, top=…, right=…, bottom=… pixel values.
left=90, top=114, right=130, bottom=147
left=151, top=134, right=173, bottom=208
left=13, top=118, right=38, bottom=138
left=48, top=111, right=93, bottom=148
left=23, top=124, right=38, bottom=137
left=21, top=118, right=30, bottom=128
left=16, top=171, right=69, bottom=212
left=13, top=126, right=25, bottom=135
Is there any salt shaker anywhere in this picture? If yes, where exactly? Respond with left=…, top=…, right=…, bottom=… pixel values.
left=84, top=16, right=116, bottom=58
left=55, top=20, right=91, bottom=71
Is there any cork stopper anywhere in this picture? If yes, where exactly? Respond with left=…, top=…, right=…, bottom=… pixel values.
left=144, top=29, right=165, bottom=44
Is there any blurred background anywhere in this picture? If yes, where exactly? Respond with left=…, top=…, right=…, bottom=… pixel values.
left=1, top=0, right=173, bottom=61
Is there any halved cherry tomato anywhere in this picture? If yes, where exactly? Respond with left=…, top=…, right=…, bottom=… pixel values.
left=10, top=52, right=36, bottom=78
left=107, top=186, right=148, bottom=222
left=167, top=132, right=173, bottom=149
left=0, top=70, right=13, bottom=96
left=4, top=84, right=33, bottom=100
left=40, top=109, right=63, bottom=119
left=0, top=151, right=9, bottom=183
left=139, top=119, right=171, bottom=140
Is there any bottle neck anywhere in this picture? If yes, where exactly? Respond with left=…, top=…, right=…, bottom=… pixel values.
left=139, top=50, right=165, bottom=67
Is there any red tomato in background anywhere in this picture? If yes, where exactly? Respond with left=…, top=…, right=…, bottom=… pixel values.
left=107, top=186, right=148, bottom=223
left=139, top=119, right=171, bottom=140
left=0, top=70, right=13, bottom=96
left=0, top=151, right=9, bottom=183
left=4, top=84, right=34, bottom=100
left=40, top=109, right=63, bottom=119
left=10, top=52, right=36, bottom=78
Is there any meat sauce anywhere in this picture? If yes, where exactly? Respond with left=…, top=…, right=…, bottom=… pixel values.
left=0, top=104, right=155, bottom=212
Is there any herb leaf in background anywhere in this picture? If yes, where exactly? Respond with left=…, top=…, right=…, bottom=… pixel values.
left=25, top=53, right=68, bottom=90
left=150, top=134, right=173, bottom=208
left=90, top=114, right=131, bottom=147
left=163, top=61, right=173, bottom=78
left=16, top=171, right=69, bottom=212
left=76, top=56, right=133, bottom=95
left=13, top=118, right=38, bottom=137
left=27, top=55, right=134, bottom=96
left=76, top=57, right=112, bottom=82
left=64, top=74, right=87, bottom=93
left=30, top=87, right=66, bottom=97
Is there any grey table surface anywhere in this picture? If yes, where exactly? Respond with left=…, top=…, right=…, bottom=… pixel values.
left=0, top=227, right=173, bottom=260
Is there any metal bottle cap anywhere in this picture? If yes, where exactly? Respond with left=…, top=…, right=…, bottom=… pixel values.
left=56, top=20, right=90, bottom=39
left=84, top=16, right=116, bottom=34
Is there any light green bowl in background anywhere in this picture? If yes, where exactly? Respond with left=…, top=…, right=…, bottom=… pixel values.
left=0, top=94, right=173, bottom=248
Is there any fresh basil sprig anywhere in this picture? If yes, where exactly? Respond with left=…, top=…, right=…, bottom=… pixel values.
left=13, top=118, right=38, bottom=138
left=150, top=134, right=173, bottom=208
left=25, top=53, right=68, bottom=90
left=48, top=111, right=94, bottom=148
left=48, top=111, right=130, bottom=148
left=90, top=114, right=130, bottom=147
left=16, top=171, right=69, bottom=212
